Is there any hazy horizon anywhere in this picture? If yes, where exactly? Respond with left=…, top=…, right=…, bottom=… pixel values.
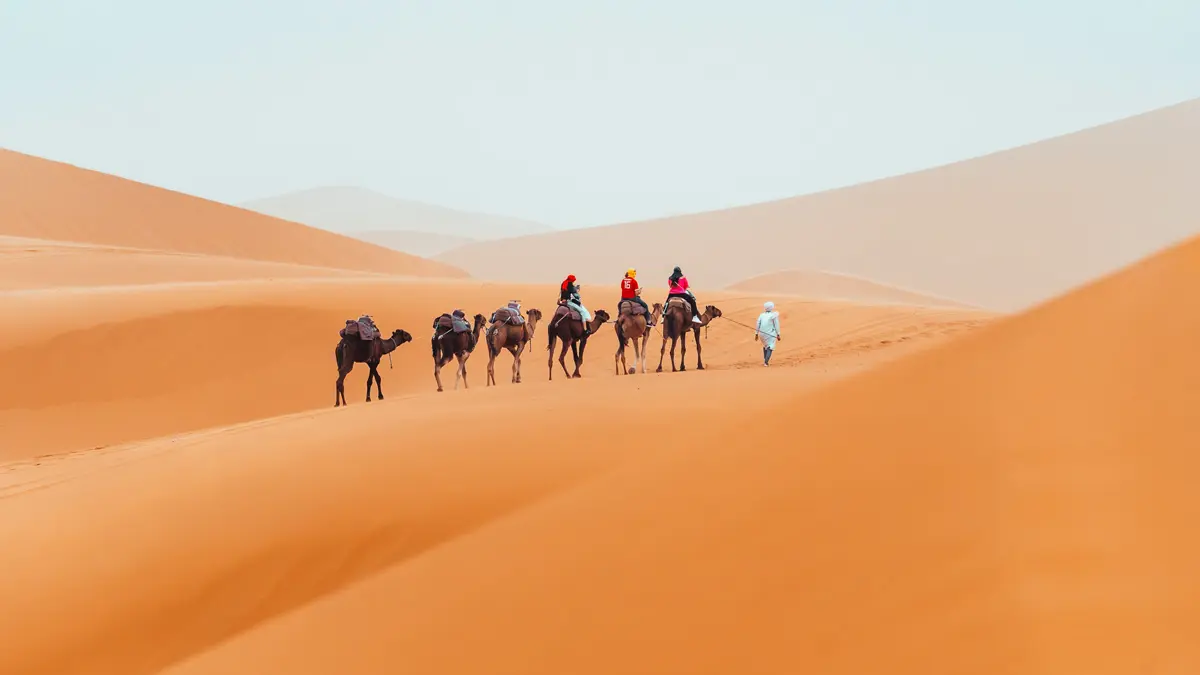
left=3, top=1, right=1197, bottom=229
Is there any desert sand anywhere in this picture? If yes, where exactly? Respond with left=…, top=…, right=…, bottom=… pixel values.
left=2, top=98, right=1196, bottom=675
left=0, top=150, right=466, bottom=278
left=726, top=268, right=978, bottom=308
left=438, top=97, right=1200, bottom=311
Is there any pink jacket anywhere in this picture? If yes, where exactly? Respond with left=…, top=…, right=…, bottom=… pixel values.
left=669, top=276, right=689, bottom=294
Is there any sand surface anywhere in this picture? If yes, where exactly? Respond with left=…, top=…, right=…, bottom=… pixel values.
left=3, top=122, right=1196, bottom=674
left=726, top=268, right=978, bottom=308
left=0, top=150, right=466, bottom=278
left=438, top=98, right=1200, bottom=311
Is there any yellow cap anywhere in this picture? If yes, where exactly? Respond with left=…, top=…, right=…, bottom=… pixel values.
left=627, top=268, right=636, bottom=278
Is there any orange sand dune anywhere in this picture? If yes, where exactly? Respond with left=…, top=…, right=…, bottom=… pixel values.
left=0, top=149, right=466, bottom=278
left=727, top=268, right=978, bottom=308
left=0, top=282, right=986, bottom=675
left=439, top=98, right=1200, bottom=310
left=0, top=279, right=985, bottom=462
left=0, top=235, right=383, bottom=290
left=146, top=234, right=1200, bottom=674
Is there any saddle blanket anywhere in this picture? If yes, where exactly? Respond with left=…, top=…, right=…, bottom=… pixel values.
left=553, top=305, right=582, bottom=322
left=434, top=314, right=472, bottom=333
left=341, top=318, right=380, bottom=340
left=618, top=300, right=647, bottom=316
left=492, top=307, right=525, bottom=325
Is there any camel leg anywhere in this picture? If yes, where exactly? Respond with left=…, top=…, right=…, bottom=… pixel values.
left=631, top=335, right=641, bottom=375
left=615, top=336, right=625, bottom=375
left=656, top=333, right=669, bottom=373
left=679, top=333, right=687, bottom=372
left=570, top=339, right=583, bottom=378
left=434, top=355, right=447, bottom=393
left=372, top=361, right=385, bottom=399
left=335, top=364, right=350, bottom=407
left=547, top=334, right=558, bottom=381
left=693, top=328, right=704, bottom=370
left=670, top=337, right=679, bottom=372
left=510, top=344, right=522, bottom=383
left=486, top=349, right=496, bottom=387
left=365, top=361, right=376, bottom=402
left=455, top=353, right=470, bottom=390
left=558, top=340, right=574, bottom=380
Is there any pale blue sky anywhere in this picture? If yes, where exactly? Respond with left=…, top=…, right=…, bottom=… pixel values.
left=2, top=0, right=1197, bottom=227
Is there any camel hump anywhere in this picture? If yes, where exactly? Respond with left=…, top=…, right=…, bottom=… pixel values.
left=619, top=300, right=646, bottom=316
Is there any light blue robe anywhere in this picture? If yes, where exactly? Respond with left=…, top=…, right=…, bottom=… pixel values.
left=756, top=311, right=780, bottom=350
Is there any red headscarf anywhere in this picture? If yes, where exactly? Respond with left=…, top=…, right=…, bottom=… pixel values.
left=561, top=274, right=576, bottom=291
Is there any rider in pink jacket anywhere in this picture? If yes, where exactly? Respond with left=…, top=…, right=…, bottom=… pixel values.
left=665, top=266, right=701, bottom=323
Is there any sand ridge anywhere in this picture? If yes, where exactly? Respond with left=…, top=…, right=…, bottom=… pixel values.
left=0, top=149, right=467, bottom=278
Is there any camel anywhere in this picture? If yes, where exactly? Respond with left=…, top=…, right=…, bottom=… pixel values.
left=432, top=313, right=487, bottom=392
left=334, top=328, right=413, bottom=407
left=486, top=307, right=542, bottom=386
left=546, top=304, right=610, bottom=380
left=656, top=301, right=723, bottom=373
left=614, top=297, right=663, bottom=375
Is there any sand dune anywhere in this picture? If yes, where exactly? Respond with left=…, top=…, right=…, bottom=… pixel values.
left=0, top=235, right=383, bottom=290
left=438, top=98, right=1200, bottom=311
left=240, top=186, right=555, bottom=245
left=727, top=268, right=978, bottom=308
left=0, top=273, right=989, bottom=675
left=157, top=228, right=1200, bottom=674
left=0, top=150, right=466, bottom=278
left=0, top=278, right=985, bottom=462
left=344, top=229, right=477, bottom=258
left=2, top=92, right=1192, bottom=675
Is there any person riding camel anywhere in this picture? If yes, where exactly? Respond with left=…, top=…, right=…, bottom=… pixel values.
left=620, top=268, right=653, bottom=326
left=664, top=266, right=702, bottom=323
left=556, top=274, right=593, bottom=333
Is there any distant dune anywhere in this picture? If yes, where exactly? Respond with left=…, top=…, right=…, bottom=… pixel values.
left=239, top=186, right=555, bottom=256
left=345, top=229, right=477, bottom=258
left=727, top=268, right=978, bottom=308
left=438, top=98, right=1200, bottom=311
left=0, top=150, right=466, bottom=278
left=0, top=235, right=381, bottom=291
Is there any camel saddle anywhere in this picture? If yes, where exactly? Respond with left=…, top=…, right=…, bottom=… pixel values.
left=434, top=313, right=472, bottom=333
left=618, top=300, right=647, bottom=317
left=665, top=297, right=691, bottom=313
left=492, top=307, right=525, bottom=325
left=340, top=318, right=380, bottom=341
left=552, top=304, right=582, bottom=322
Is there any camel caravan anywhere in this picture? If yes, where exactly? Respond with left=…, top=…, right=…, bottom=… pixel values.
left=331, top=267, right=724, bottom=405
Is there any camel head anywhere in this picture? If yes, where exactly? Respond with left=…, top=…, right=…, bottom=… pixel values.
left=473, top=313, right=487, bottom=330
left=593, top=309, right=611, bottom=324
left=704, top=305, right=723, bottom=320
left=651, top=302, right=663, bottom=316
left=526, top=308, right=543, bottom=323
left=390, top=329, right=413, bottom=345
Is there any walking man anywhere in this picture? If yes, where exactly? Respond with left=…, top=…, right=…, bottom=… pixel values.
left=755, top=301, right=781, bottom=366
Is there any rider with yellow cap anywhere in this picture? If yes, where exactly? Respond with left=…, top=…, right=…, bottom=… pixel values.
left=620, top=268, right=653, bottom=326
